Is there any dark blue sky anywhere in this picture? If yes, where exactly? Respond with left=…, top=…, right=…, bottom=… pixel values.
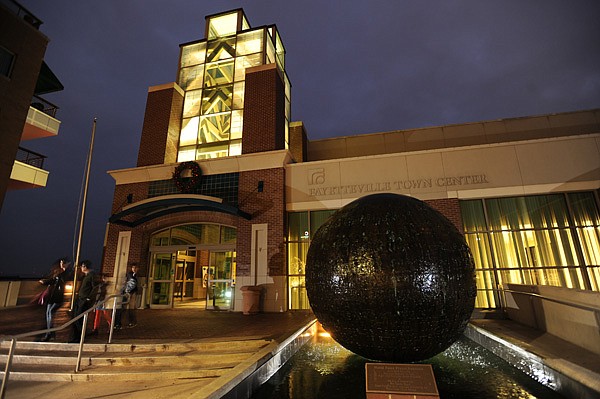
left=1, top=1, right=599, bottom=277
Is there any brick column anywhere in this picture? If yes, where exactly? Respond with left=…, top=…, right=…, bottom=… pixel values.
left=241, top=64, right=286, bottom=154
left=136, top=82, right=184, bottom=167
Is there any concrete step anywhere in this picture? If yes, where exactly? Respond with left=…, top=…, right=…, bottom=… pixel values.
left=1, top=363, right=229, bottom=382
left=0, top=338, right=272, bottom=382
left=1, top=350, right=253, bottom=368
left=1, top=338, right=269, bottom=352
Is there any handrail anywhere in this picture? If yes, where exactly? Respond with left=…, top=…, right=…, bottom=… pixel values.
left=15, top=146, right=46, bottom=169
left=500, top=287, right=600, bottom=313
left=0, top=293, right=130, bottom=399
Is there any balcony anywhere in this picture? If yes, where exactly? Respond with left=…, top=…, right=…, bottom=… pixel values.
left=8, top=147, right=48, bottom=190
left=22, top=95, right=61, bottom=140
left=0, top=0, right=42, bottom=28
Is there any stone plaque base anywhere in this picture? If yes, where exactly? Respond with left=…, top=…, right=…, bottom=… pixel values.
left=365, top=363, right=439, bottom=399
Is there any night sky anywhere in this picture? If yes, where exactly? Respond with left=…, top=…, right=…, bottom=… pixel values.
left=1, top=1, right=599, bottom=277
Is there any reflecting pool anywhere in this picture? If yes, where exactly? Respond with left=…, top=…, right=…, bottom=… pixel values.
left=252, top=325, right=564, bottom=399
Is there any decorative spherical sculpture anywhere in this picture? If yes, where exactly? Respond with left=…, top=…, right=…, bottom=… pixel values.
left=305, top=193, right=476, bottom=362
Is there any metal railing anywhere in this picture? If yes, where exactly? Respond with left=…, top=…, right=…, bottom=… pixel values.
left=31, top=95, right=59, bottom=118
left=0, top=0, right=42, bottom=28
left=15, top=147, right=46, bottom=169
left=0, top=293, right=130, bottom=398
left=499, top=287, right=600, bottom=313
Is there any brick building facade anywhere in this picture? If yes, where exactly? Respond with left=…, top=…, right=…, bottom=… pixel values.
left=101, top=8, right=600, bottom=313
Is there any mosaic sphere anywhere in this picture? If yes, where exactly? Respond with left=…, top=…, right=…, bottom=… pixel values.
left=305, top=193, right=476, bottom=362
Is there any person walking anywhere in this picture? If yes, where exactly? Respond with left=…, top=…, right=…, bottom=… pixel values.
left=89, top=273, right=111, bottom=336
left=68, top=260, right=96, bottom=343
left=115, top=264, right=139, bottom=329
left=38, top=257, right=71, bottom=341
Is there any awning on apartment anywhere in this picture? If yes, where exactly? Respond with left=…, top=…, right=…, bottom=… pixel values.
left=34, top=61, right=64, bottom=95
left=108, top=194, right=251, bottom=228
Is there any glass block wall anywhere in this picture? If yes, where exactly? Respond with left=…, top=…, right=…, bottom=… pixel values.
left=176, top=10, right=291, bottom=161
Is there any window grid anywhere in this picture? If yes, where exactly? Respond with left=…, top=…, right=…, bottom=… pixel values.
left=148, top=173, right=239, bottom=205
left=461, top=192, right=600, bottom=309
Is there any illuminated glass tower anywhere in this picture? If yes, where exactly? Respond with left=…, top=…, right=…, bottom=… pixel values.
left=176, top=9, right=291, bottom=161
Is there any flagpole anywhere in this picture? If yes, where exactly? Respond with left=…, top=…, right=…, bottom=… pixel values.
left=70, top=118, right=97, bottom=310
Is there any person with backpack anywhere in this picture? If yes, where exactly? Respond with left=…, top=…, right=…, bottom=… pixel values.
left=114, top=263, right=139, bottom=330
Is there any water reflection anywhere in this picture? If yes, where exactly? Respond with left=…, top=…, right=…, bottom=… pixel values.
left=252, top=324, right=564, bottom=399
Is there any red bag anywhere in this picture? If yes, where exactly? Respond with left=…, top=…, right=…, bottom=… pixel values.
left=32, top=286, right=50, bottom=305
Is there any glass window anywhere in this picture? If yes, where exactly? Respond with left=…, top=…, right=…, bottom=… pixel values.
left=199, top=113, right=230, bottom=143
left=232, top=81, right=245, bottom=109
left=179, top=65, right=204, bottom=90
left=207, top=12, right=239, bottom=39
left=241, top=14, right=250, bottom=31
left=221, top=226, right=237, bottom=244
left=179, top=117, right=199, bottom=146
left=230, top=110, right=243, bottom=139
left=461, top=192, right=600, bottom=308
left=266, top=36, right=276, bottom=64
left=206, top=37, right=236, bottom=62
left=460, top=200, right=487, bottom=232
left=237, top=29, right=264, bottom=55
left=310, top=210, right=336, bottom=236
left=275, top=31, right=285, bottom=70
left=201, top=86, right=232, bottom=115
left=234, top=53, right=263, bottom=82
left=0, top=46, right=15, bottom=77
left=197, top=143, right=229, bottom=160
left=202, top=224, right=221, bottom=244
left=171, top=224, right=203, bottom=245
left=150, top=224, right=237, bottom=247
left=177, top=146, right=196, bottom=162
left=151, top=229, right=170, bottom=246
left=568, top=192, right=600, bottom=289
left=183, top=90, right=202, bottom=118
left=180, top=42, right=206, bottom=67
left=229, top=140, right=242, bottom=156
left=288, top=212, right=309, bottom=241
left=204, top=60, right=234, bottom=87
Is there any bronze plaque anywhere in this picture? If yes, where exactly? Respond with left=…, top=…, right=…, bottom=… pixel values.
left=365, top=363, right=439, bottom=396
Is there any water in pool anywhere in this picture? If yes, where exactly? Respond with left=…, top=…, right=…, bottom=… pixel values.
left=252, top=327, right=564, bottom=399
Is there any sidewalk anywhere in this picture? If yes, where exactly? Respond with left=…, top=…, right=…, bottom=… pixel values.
left=0, top=303, right=315, bottom=344
left=2, top=305, right=599, bottom=398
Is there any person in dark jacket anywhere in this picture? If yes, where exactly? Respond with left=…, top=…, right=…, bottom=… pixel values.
left=38, top=257, right=71, bottom=341
left=115, top=264, right=139, bottom=329
left=68, top=260, right=95, bottom=343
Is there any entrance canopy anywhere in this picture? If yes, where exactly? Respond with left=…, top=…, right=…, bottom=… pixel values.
left=109, top=194, right=251, bottom=227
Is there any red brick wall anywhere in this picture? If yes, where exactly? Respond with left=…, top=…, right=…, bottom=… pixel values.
left=242, top=64, right=286, bottom=154
left=289, top=122, right=307, bottom=163
left=425, top=198, right=464, bottom=234
left=237, top=168, right=286, bottom=277
left=136, top=83, right=183, bottom=167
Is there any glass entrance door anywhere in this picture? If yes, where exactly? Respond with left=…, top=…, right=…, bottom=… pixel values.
left=149, top=253, right=174, bottom=308
left=206, top=251, right=236, bottom=310
left=174, top=252, right=196, bottom=302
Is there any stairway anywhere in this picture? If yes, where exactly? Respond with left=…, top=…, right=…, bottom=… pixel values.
left=0, top=338, right=274, bottom=398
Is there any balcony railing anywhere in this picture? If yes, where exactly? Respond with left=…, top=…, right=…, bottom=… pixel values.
left=15, top=147, right=46, bottom=169
left=0, top=0, right=42, bottom=28
left=31, top=95, right=58, bottom=118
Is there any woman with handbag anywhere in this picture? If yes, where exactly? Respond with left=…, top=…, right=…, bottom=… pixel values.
left=38, top=257, right=71, bottom=341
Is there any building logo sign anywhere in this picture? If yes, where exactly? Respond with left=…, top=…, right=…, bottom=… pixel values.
left=308, top=168, right=326, bottom=185
left=307, top=170, right=489, bottom=197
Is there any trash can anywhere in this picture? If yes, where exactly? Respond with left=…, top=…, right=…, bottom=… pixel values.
left=240, top=286, right=261, bottom=315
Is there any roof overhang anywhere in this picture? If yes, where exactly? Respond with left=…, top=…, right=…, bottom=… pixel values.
left=109, top=194, right=250, bottom=228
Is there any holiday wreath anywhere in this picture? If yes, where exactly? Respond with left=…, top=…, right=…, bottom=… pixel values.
left=173, top=161, right=202, bottom=193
